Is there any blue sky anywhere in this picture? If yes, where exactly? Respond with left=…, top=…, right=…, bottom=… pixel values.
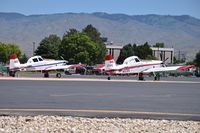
left=1, top=0, right=200, bottom=18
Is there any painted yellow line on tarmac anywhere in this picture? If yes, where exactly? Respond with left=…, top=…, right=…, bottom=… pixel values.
left=0, top=108, right=199, bottom=117
left=0, top=77, right=200, bottom=84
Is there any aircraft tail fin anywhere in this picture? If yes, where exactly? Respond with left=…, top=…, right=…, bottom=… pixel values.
left=104, top=55, right=116, bottom=70
left=9, top=54, right=20, bottom=70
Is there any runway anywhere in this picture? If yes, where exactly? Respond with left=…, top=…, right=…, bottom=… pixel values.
left=0, top=76, right=200, bottom=120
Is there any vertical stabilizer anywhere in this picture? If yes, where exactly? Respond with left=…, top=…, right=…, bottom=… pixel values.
left=9, top=54, right=20, bottom=70
left=104, top=55, right=116, bottom=70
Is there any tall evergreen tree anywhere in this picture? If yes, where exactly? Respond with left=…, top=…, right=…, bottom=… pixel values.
left=59, top=30, right=102, bottom=65
left=137, top=42, right=153, bottom=59
left=82, top=24, right=106, bottom=63
left=35, top=34, right=61, bottom=59
left=117, top=44, right=135, bottom=64
left=117, top=42, right=155, bottom=64
left=19, top=53, right=28, bottom=64
left=195, top=50, right=200, bottom=68
left=153, top=42, right=165, bottom=48
left=82, top=24, right=102, bottom=43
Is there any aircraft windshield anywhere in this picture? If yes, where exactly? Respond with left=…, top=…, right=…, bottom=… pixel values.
left=38, top=57, right=43, bottom=61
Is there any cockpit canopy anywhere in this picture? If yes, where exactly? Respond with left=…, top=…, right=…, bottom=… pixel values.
left=27, top=56, right=44, bottom=64
left=123, top=56, right=140, bottom=65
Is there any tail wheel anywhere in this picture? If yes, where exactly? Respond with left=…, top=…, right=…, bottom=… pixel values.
left=56, top=73, right=61, bottom=78
left=9, top=71, right=16, bottom=77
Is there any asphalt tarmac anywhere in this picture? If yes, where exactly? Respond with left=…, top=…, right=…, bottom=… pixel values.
left=0, top=76, right=200, bottom=120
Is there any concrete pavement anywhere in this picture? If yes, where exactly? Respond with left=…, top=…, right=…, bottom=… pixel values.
left=0, top=77, right=200, bottom=120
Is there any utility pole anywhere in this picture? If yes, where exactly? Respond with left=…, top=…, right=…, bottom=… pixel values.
left=178, top=50, right=180, bottom=61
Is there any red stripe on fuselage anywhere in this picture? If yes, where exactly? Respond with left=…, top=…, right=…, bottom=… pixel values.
left=105, top=63, right=161, bottom=73
left=177, top=65, right=194, bottom=70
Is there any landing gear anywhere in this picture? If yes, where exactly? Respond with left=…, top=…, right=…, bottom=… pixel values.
left=138, top=73, right=144, bottom=80
left=43, top=71, right=62, bottom=78
left=107, top=76, right=111, bottom=80
left=154, top=72, right=160, bottom=81
left=9, top=71, right=16, bottom=77
left=44, top=71, right=49, bottom=78
left=56, top=73, right=61, bottom=78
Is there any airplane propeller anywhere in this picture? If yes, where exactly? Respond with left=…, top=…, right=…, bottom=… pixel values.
left=60, top=56, right=65, bottom=60
left=60, top=56, right=68, bottom=64
left=161, top=57, right=169, bottom=67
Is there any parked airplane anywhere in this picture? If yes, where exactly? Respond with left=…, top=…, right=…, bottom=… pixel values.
left=104, top=54, right=194, bottom=80
left=9, top=54, right=84, bottom=78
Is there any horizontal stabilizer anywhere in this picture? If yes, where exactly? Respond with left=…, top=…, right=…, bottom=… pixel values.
left=143, top=65, right=194, bottom=73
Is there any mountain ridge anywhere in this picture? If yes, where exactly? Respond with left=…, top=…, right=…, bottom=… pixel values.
left=0, top=12, right=200, bottom=59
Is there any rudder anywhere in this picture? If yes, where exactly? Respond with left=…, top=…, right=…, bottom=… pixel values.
left=104, top=55, right=116, bottom=70
left=9, top=54, right=20, bottom=71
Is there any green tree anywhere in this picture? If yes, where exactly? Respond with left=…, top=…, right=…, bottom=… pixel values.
left=136, top=42, right=154, bottom=59
left=116, top=44, right=135, bottom=64
left=194, top=50, right=200, bottom=68
left=0, top=42, right=21, bottom=63
left=173, top=56, right=185, bottom=64
left=19, top=53, right=28, bottom=64
left=82, top=24, right=102, bottom=43
left=35, top=34, right=61, bottom=59
left=64, top=28, right=78, bottom=37
left=153, top=42, right=165, bottom=48
left=59, top=30, right=102, bottom=65
left=117, top=42, right=155, bottom=64
left=82, top=24, right=106, bottom=63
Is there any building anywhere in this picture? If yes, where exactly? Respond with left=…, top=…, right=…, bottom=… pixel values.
left=151, top=47, right=174, bottom=64
left=106, top=45, right=123, bottom=61
left=106, top=45, right=174, bottom=64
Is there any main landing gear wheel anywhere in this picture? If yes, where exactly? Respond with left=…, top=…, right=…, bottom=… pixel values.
left=44, top=71, right=49, bottom=78
left=154, top=75, right=160, bottom=81
left=153, top=72, right=160, bottom=81
left=138, top=73, right=144, bottom=80
left=56, top=73, right=61, bottom=78
left=9, top=71, right=16, bottom=77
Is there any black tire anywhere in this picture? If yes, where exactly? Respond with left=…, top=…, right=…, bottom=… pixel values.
left=44, top=72, right=49, bottom=78
left=154, top=75, right=160, bottom=81
left=107, top=76, right=111, bottom=80
left=138, top=73, right=144, bottom=80
left=56, top=73, right=61, bottom=78
left=9, top=71, right=15, bottom=77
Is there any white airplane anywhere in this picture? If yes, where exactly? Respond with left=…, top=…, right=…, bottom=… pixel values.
left=9, top=54, right=85, bottom=78
left=104, top=54, right=194, bottom=80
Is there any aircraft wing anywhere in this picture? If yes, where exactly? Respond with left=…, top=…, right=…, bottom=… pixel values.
left=143, top=65, right=194, bottom=73
left=44, top=64, right=85, bottom=71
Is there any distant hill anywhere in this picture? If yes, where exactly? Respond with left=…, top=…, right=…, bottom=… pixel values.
left=0, top=12, right=200, bottom=59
